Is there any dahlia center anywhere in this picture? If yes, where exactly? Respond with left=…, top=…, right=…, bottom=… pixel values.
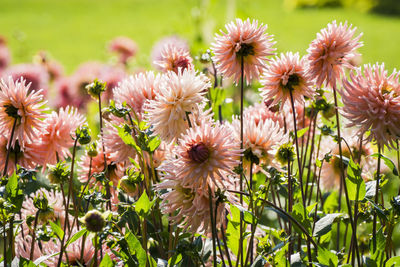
left=4, top=104, right=21, bottom=119
left=284, top=74, right=300, bottom=91
left=188, top=142, right=210, bottom=163
left=236, top=43, right=255, bottom=57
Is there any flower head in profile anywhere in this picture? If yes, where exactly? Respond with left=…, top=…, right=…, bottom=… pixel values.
left=211, top=18, right=275, bottom=84
left=0, top=77, right=46, bottom=148
left=109, top=36, right=138, bottom=64
left=37, top=106, right=86, bottom=167
left=154, top=44, right=194, bottom=74
left=144, top=69, right=210, bottom=142
left=260, top=52, right=314, bottom=108
left=307, top=20, right=363, bottom=88
left=159, top=122, right=241, bottom=190
left=341, top=63, right=400, bottom=148
left=113, top=71, right=161, bottom=120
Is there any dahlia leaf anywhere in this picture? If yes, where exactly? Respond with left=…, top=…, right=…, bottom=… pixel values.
left=313, top=213, right=341, bottom=237
left=49, top=221, right=64, bottom=240
left=370, top=153, right=398, bottom=176
left=316, top=246, right=338, bottom=266
left=99, top=254, right=113, bottom=267
left=126, top=231, right=147, bottom=266
left=346, top=158, right=366, bottom=201
left=135, top=191, right=154, bottom=217
left=65, top=228, right=87, bottom=248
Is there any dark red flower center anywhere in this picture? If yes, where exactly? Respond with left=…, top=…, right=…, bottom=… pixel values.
left=188, top=142, right=209, bottom=163
left=237, top=43, right=255, bottom=57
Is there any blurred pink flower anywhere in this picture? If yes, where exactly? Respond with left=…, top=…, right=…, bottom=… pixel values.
left=113, top=71, right=161, bottom=120
left=37, top=106, right=86, bottom=167
left=260, top=52, right=314, bottom=108
left=0, top=45, right=11, bottom=73
left=211, top=18, right=275, bottom=84
left=341, top=63, right=400, bottom=148
left=154, top=44, right=193, bottom=74
left=0, top=77, right=46, bottom=148
left=2, top=63, right=50, bottom=96
left=151, top=35, right=189, bottom=69
left=109, top=36, right=138, bottom=65
left=307, top=20, right=363, bottom=88
left=144, top=69, right=210, bottom=142
left=99, top=64, right=126, bottom=101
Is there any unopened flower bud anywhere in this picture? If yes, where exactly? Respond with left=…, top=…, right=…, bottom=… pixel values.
left=84, top=210, right=105, bottom=232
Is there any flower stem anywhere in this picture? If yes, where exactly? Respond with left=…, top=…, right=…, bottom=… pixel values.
left=372, top=144, right=382, bottom=253
left=3, top=118, right=17, bottom=176
left=208, top=186, right=217, bottom=267
left=29, top=210, right=40, bottom=260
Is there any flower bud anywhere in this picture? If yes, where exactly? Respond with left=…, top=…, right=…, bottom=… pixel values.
left=84, top=210, right=105, bottom=232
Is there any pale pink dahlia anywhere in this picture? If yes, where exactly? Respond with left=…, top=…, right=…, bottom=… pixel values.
left=151, top=35, right=189, bottom=69
left=231, top=116, right=287, bottom=169
left=158, top=122, right=241, bottom=190
left=37, top=106, right=86, bottom=167
left=0, top=77, right=46, bottom=148
left=154, top=44, right=194, bottom=74
left=244, top=102, right=284, bottom=127
left=341, top=63, right=400, bottom=147
left=113, top=71, right=161, bottom=120
left=260, top=52, right=314, bottom=108
left=211, top=18, right=275, bottom=84
left=144, top=69, right=210, bottom=142
left=307, top=20, right=363, bottom=88
left=3, top=63, right=50, bottom=96
left=109, top=36, right=138, bottom=65
left=98, top=64, right=126, bottom=101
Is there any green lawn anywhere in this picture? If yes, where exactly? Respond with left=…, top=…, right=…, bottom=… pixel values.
left=0, top=0, right=399, bottom=73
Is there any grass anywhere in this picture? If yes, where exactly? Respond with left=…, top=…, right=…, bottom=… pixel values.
left=0, top=0, right=399, bottom=73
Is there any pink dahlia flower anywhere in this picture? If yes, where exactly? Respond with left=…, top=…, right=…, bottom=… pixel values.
left=307, top=20, right=363, bottom=88
left=0, top=45, right=11, bottom=73
left=211, top=18, right=275, bottom=85
left=244, top=102, right=284, bottom=128
left=37, top=106, right=86, bottom=167
left=109, top=36, right=138, bottom=65
left=113, top=71, right=161, bottom=120
left=341, top=63, right=400, bottom=148
left=0, top=77, right=46, bottom=148
left=144, top=69, right=210, bottom=142
left=3, top=63, right=50, bottom=96
left=151, top=35, right=189, bottom=68
left=154, top=44, right=194, bottom=74
left=158, top=122, right=242, bottom=191
left=260, top=52, right=314, bottom=108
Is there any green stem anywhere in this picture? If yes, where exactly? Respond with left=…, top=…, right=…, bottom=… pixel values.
left=208, top=186, right=217, bottom=267
left=373, top=144, right=382, bottom=253
left=3, top=118, right=17, bottom=176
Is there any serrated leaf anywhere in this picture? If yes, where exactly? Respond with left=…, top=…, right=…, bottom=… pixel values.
left=313, top=213, right=341, bottom=237
left=370, top=153, right=398, bottom=176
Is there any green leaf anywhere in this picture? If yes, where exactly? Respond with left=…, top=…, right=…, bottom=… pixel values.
left=291, top=202, right=311, bottom=234
left=296, top=127, right=309, bottom=138
left=323, top=191, right=338, bottom=214
left=168, top=253, right=182, bottom=266
left=370, top=153, right=398, bottom=176
left=345, top=159, right=366, bottom=201
left=317, top=246, right=338, bottom=267
left=135, top=191, right=154, bottom=217
left=148, top=136, right=161, bottom=152
left=117, top=124, right=141, bottom=153
left=386, top=256, right=400, bottom=267
left=126, top=231, right=147, bottom=266
left=65, top=229, right=87, bottom=248
left=313, top=213, right=341, bottom=237
left=99, top=254, right=114, bottom=267
left=370, top=227, right=386, bottom=265
left=49, top=221, right=64, bottom=240
left=6, top=172, right=18, bottom=198
left=18, top=258, right=36, bottom=267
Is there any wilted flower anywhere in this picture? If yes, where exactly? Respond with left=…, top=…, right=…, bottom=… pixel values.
left=212, top=18, right=275, bottom=84
left=0, top=77, right=46, bottom=148
left=260, top=52, right=314, bottom=108
left=307, top=20, right=363, bottom=88
left=341, top=63, right=400, bottom=148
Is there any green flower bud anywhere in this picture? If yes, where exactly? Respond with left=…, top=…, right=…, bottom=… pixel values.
left=86, top=79, right=106, bottom=99
left=84, top=210, right=105, bottom=232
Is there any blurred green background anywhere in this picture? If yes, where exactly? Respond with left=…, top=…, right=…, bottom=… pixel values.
left=0, top=0, right=399, bottom=73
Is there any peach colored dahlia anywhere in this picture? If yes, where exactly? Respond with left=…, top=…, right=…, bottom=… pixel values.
left=37, top=106, right=85, bottom=167
left=341, top=63, right=400, bottom=148
left=151, top=35, right=189, bottom=69
left=0, top=77, right=46, bottom=148
left=260, top=52, right=314, bottom=108
left=211, top=18, right=275, bottom=84
left=158, top=122, right=241, bottom=190
left=307, top=20, right=363, bottom=88
left=113, top=71, right=161, bottom=120
left=154, top=44, right=194, bottom=74
left=144, top=69, right=210, bottom=142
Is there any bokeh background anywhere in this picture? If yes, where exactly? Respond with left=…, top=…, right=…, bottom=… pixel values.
left=1, top=0, right=399, bottom=73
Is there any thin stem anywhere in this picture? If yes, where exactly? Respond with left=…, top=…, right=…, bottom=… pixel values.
left=373, top=144, right=382, bottom=253
left=94, top=232, right=98, bottom=267
left=3, top=118, right=17, bottom=176
left=29, top=210, right=40, bottom=260
left=3, top=217, right=7, bottom=266
left=208, top=186, right=217, bottom=267
left=239, top=54, right=245, bottom=267
left=214, top=203, right=226, bottom=267
left=287, top=159, right=293, bottom=264
left=221, top=223, right=233, bottom=267
left=185, top=111, right=192, bottom=128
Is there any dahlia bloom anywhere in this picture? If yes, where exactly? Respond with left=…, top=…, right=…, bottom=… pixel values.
left=211, top=18, right=275, bottom=84
left=244, top=102, right=284, bottom=127
left=113, top=71, right=161, bottom=120
left=53, top=77, right=81, bottom=109
left=157, top=171, right=230, bottom=234
left=260, top=52, right=314, bottom=108
left=154, top=44, right=194, bottom=74
left=341, top=63, right=400, bottom=148
left=151, top=35, right=189, bottom=69
left=158, top=122, right=241, bottom=191
left=0, top=44, right=11, bottom=73
left=0, top=77, right=46, bottom=148
left=104, top=118, right=136, bottom=164
left=307, top=20, right=363, bottom=88
left=37, top=106, right=86, bottom=167
left=109, top=36, right=138, bottom=65
left=144, top=69, right=210, bottom=142
left=98, top=64, right=126, bottom=101
left=2, top=63, right=50, bottom=96
left=231, top=116, right=287, bottom=170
